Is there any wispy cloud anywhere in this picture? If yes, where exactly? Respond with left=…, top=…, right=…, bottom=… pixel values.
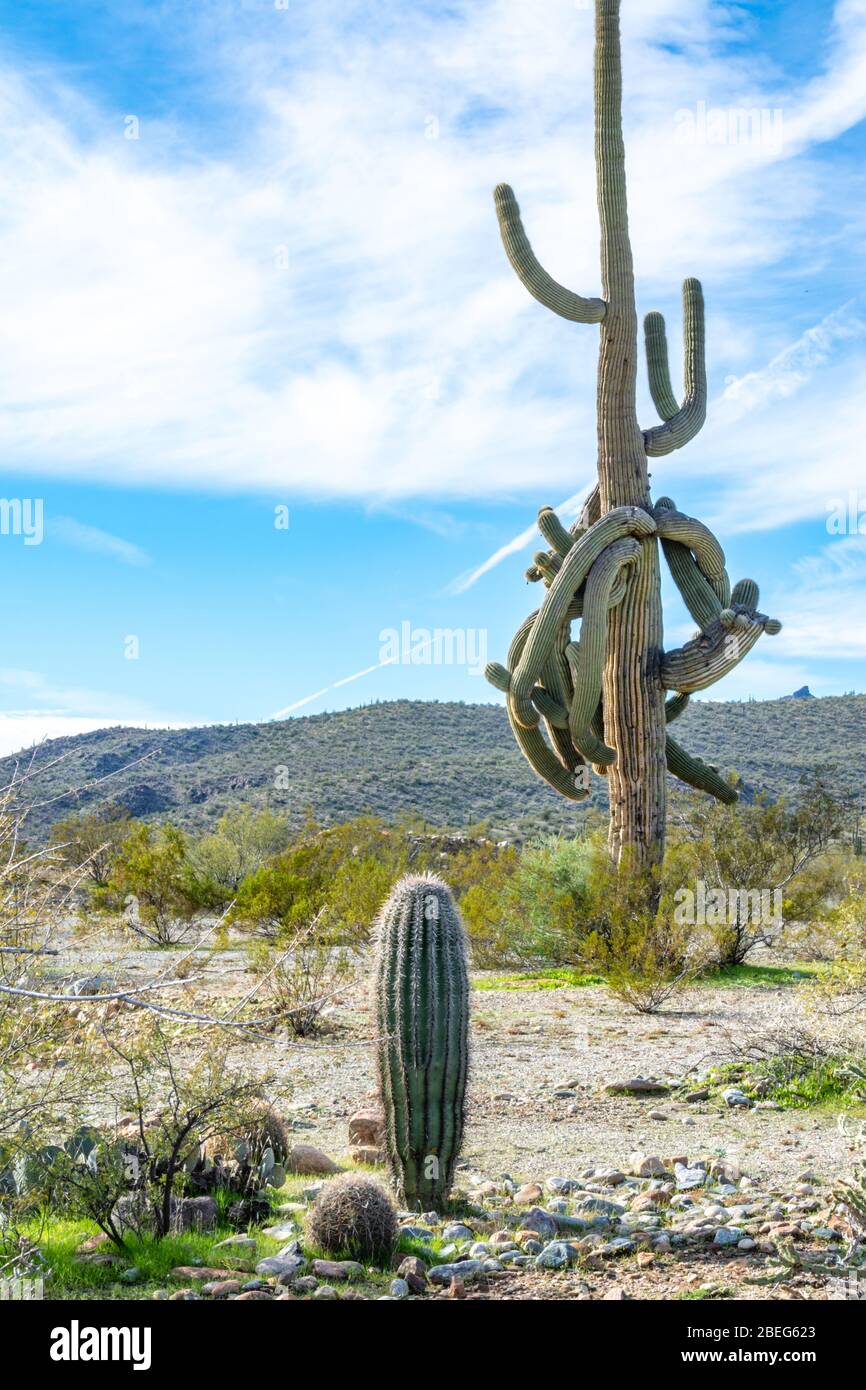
left=48, top=517, right=151, bottom=566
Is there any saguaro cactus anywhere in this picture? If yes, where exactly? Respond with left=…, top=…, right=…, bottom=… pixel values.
left=486, top=0, right=780, bottom=870
left=373, top=874, right=469, bottom=1209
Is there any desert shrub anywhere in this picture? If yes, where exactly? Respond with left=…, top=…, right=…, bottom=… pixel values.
left=46, top=1023, right=279, bottom=1247
left=668, top=774, right=846, bottom=966
left=232, top=816, right=408, bottom=945
left=106, top=822, right=209, bottom=945
left=247, top=929, right=355, bottom=1036
left=187, top=806, right=290, bottom=904
left=306, top=1174, right=396, bottom=1263
left=49, top=802, right=131, bottom=890
left=577, top=847, right=711, bottom=1012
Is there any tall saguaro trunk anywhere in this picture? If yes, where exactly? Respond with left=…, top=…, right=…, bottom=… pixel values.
left=594, top=0, right=667, bottom=868
left=485, top=0, right=781, bottom=884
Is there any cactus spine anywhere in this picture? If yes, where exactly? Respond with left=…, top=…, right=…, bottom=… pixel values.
left=485, top=0, right=781, bottom=871
left=373, top=875, right=469, bottom=1210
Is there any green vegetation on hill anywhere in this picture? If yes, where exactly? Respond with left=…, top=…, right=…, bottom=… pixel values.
left=4, top=695, right=865, bottom=843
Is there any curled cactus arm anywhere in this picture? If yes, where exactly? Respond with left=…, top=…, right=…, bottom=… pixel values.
left=665, top=691, right=690, bottom=723
left=666, top=734, right=738, bottom=804
left=494, top=184, right=607, bottom=323
left=538, top=506, right=575, bottom=556
left=662, top=539, right=724, bottom=630
left=509, top=506, right=656, bottom=728
left=653, top=506, right=726, bottom=582
left=661, top=607, right=780, bottom=692
left=643, top=277, right=707, bottom=456
left=568, top=537, right=640, bottom=733
left=510, top=712, right=591, bottom=800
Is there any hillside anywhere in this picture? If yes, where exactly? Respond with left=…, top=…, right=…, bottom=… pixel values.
left=5, top=695, right=865, bottom=843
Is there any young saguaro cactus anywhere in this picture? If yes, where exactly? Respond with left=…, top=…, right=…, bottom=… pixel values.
left=373, top=874, right=469, bottom=1210
left=486, top=0, right=781, bottom=871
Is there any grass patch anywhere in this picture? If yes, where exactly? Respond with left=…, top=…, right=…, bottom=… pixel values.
left=704, top=1056, right=866, bottom=1113
left=476, top=968, right=604, bottom=992
left=697, top=962, right=820, bottom=989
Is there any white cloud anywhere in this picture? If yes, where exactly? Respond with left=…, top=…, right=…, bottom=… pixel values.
left=48, top=517, right=150, bottom=566
left=0, top=0, right=864, bottom=519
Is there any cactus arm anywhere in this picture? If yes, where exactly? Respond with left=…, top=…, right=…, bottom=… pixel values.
left=510, top=713, right=592, bottom=800
left=666, top=734, right=738, bottom=804
left=665, top=691, right=690, bottom=723
left=662, top=540, right=725, bottom=630
left=731, top=578, right=759, bottom=610
left=643, top=311, right=679, bottom=420
left=567, top=536, right=640, bottom=734
left=493, top=184, right=607, bottom=324
left=509, top=505, right=656, bottom=728
left=538, top=506, right=575, bottom=556
left=661, top=608, right=781, bottom=692
left=653, top=506, right=726, bottom=583
left=643, top=278, right=707, bottom=457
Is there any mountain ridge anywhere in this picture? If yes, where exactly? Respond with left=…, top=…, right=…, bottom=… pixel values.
left=5, top=695, right=864, bottom=842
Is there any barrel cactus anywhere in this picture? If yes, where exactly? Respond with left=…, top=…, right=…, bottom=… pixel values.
left=373, top=874, right=469, bottom=1210
left=306, top=1173, right=397, bottom=1262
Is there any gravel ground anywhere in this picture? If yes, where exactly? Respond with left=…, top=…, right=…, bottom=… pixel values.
left=47, top=925, right=863, bottom=1193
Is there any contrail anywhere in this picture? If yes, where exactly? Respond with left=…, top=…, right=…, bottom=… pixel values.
left=269, top=638, right=436, bottom=721
left=445, top=483, right=595, bottom=595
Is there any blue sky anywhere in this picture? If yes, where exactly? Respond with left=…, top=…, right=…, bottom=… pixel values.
left=0, top=0, right=865, bottom=755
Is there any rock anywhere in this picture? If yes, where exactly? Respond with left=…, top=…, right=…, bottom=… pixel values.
left=214, top=1235, right=256, bottom=1253
left=311, top=1259, right=363, bottom=1281
left=313, top=1284, right=339, bottom=1300
left=675, top=1163, right=708, bottom=1190
left=65, top=974, right=114, bottom=997
left=737, top=1238, right=757, bottom=1251
left=350, top=1145, right=383, bottom=1166
left=520, top=1207, right=558, bottom=1240
left=606, top=1077, right=670, bottom=1097
left=389, top=1278, right=410, bottom=1299
left=168, top=1290, right=201, bottom=1301
left=116, top=1194, right=218, bottom=1233
left=256, top=1255, right=304, bottom=1280
left=261, top=1222, right=298, bottom=1241
left=515, top=1182, right=544, bottom=1205
left=448, top=1275, right=466, bottom=1299
left=235, top=1290, right=272, bottom=1300
left=603, top=1286, right=631, bottom=1300
left=535, top=1241, right=572, bottom=1270
left=397, top=1255, right=427, bottom=1282
left=685, top=1089, right=710, bottom=1103
left=170, top=1266, right=245, bottom=1282
left=723, top=1087, right=751, bottom=1108
left=428, top=1260, right=483, bottom=1286
left=442, top=1222, right=474, bottom=1241
left=286, top=1144, right=341, bottom=1175
left=629, top=1154, right=668, bottom=1179
left=572, top=1196, right=625, bottom=1218
left=119, top=1267, right=142, bottom=1284
left=713, top=1227, right=744, bottom=1247
left=348, top=1109, right=385, bottom=1147
left=202, top=1279, right=242, bottom=1298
